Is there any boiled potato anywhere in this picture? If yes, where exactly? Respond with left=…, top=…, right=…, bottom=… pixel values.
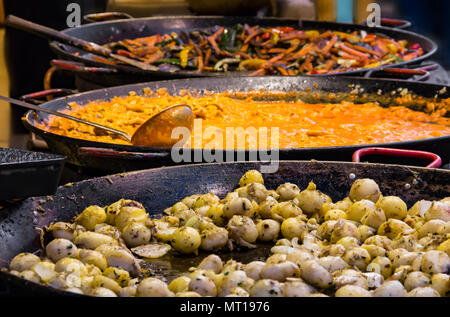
left=376, top=196, right=407, bottom=220
left=75, top=205, right=106, bottom=231
left=296, top=182, right=332, bottom=215
left=46, top=238, right=78, bottom=262
left=122, top=221, right=151, bottom=247
left=171, top=227, right=201, bottom=254
left=256, top=219, right=280, bottom=241
left=239, top=170, right=264, bottom=187
left=349, top=178, right=381, bottom=203
left=136, top=278, right=174, bottom=297
left=280, top=217, right=307, bottom=239
left=9, top=253, right=40, bottom=272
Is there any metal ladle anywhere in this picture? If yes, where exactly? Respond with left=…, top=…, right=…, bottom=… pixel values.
left=0, top=95, right=194, bottom=148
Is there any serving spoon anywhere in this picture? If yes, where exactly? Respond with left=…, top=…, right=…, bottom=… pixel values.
left=0, top=95, right=194, bottom=148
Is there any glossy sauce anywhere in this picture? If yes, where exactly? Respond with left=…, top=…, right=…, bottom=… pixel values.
left=42, top=90, right=450, bottom=149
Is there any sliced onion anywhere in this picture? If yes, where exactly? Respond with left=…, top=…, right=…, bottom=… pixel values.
left=131, top=243, right=171, bottom=259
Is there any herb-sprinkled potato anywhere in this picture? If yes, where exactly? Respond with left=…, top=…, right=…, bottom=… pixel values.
left=223, top=197, right=253, bottom=218
left=318, top=256, right=349, bottom=273
left=19, top=270, right=41, bottom=283
left=46, top=238, right=78, bottom=262
left=347, top=199, right=377, bottom=222
left=355, top=225, right=376, bottom=242
left=181, top=194, right=201, bottom=209
left=349, top=178, right=381, bottom=203
left=95, top=245, right=141, bottom=277
left=407, top=287, right=440, bottom=297
left=169, top=276, right=191, bottom=293
left=74, top=232, right=118, bottom=250
left=424, top=201, right=450, bottom=222
left=48, top=222, right=76, bottom=241
left=30, top=261, right=57, bottom=283
left=296, top=182, right=332, bottom=215
left=227, top=215, right=258, bottom=248
left=342, top=247, right=371, bottom=270
left=92, top=287, right=117, bottom=297
left=300, top=260, right=333, bottom=289
left=197, top=254, right=223, bottom=273
left=408, top=200, right=432, bottom=217
left=418, top=219, right=446, bottom=238
left=239, top=170, right=264, bottom=187
left=403, top=271, right=430, bottom=291
left=9, top=253, right=40, bottom=272
left=316, top=220, right=338, bottom=241
left=103, top=267, right=130, bottom=287
left=55, top=258, right=87, bottom=275
left=430, top=273, right=450, bottom=297
left=276, top=183, right=300, bottom=202
left=260, top=261, right=300, bottom=281
left=75, top=205, right=107, bottom=231
left=244, top=261, right=266, bottom=281
left=137, top=278, right=174, bottom=297
left=420, top=250, right=450, bottom=274
left=192, top=193, right=220, bottom=210
left=200, top=226, right=228, bottom=251
left=324, top=209, right=347, bottom=221
left=283, top=279, right=317, bottom=297
left=256, top=219, right=280, bottom=241
left=258, top=197, right=278, bottom=219
left=438, top=239, right=450, bottom=256
left=271, top=201, right=303, bottom=221
left=171, top=227, right=201, bottom=254
left=78, top=249, right=107, bottom=271
left=245, top=183, right=269, bottom=203
left=336, top=237, right=360, bottom=250
left=115, top=205, right=148, bottom=232
left=122, top=222, right=151, bottom=247
left=249, top=279, right=283, bottom=297
left=377, top=219, right=413, bottom=239
left=361, top=207, right=386, bottom=229
left=335, top=197, right=353, bottom=212
left=92, top=275, right=122, bottom=294
left=189, top=271, right=217, bottom=296
left=376, top=196, right=407, bottom=220
left=206, top=204, right=227, bottom=226
left=330, top=220, right=358, bottom=243
left=166, top=202, right=189, bottom=215
left=228, top=287, right=249, bottom=297
left=373, top=280, right=406, bottom=297
left=367, top=256, right=392, bottom=279
left=173, top=208, right=196, bottom=226
left=335, top=285, right=372, bottom=297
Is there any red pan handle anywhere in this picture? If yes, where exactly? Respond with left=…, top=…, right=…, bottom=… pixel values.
left=78, top=147, right=169, bottom=160
left=361, top=17, right=412, bottom=29
left=20, top=88, right=76, bottom=104
left=51, top=59, right=116, bottom=74
left=83, top=12, right=133, bottom=23
left=352, top=147, right=442, bottom=168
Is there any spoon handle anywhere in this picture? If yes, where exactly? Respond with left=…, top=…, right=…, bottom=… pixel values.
left=0, top=95, right=131, bottom=142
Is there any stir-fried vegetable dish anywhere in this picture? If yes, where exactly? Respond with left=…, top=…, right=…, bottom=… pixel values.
left=98, top=24, right=425, bottom=75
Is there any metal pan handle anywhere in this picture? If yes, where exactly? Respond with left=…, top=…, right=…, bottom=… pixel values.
left=78, top=147, right=169, bottom=160
left=352, top=147, right=442, bottom=168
